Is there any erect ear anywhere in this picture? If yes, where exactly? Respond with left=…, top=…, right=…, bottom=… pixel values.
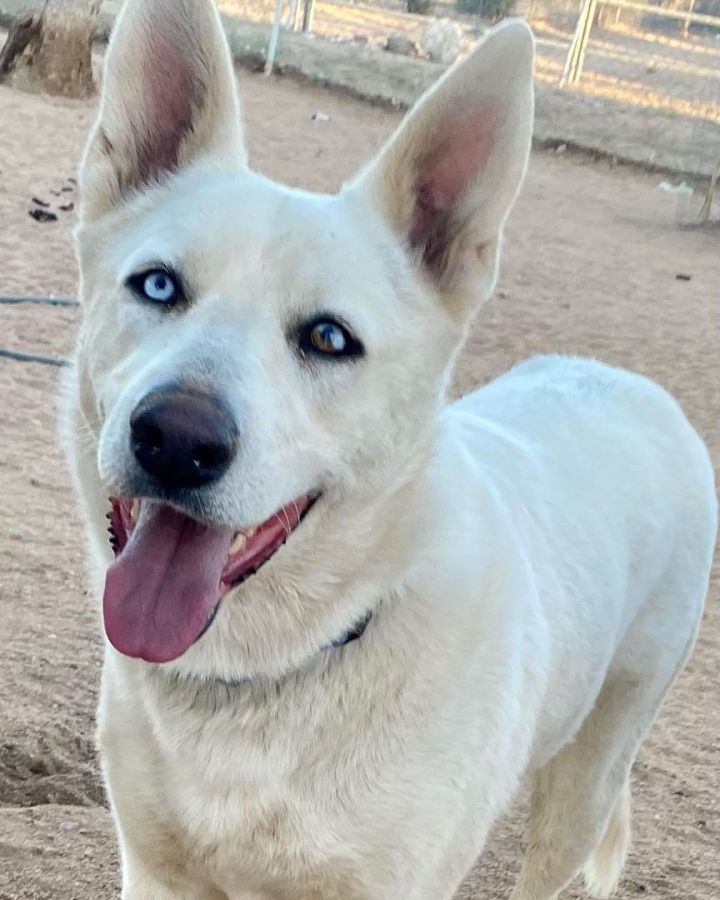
left=345, top=20, right=534, bottom=318
left=79, top=0, right=245, bottom=221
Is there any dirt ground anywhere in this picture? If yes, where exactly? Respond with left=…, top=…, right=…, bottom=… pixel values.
left=0, top=69, right=718, bottom=900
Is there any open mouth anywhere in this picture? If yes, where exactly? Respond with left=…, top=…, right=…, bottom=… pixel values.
left=102, top=494, right=316, bottom=664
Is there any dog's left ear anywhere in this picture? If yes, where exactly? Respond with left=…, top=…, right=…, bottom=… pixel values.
left=345, top=20, right=534, bottom=318
left=79, top=0, right=245, bottom=221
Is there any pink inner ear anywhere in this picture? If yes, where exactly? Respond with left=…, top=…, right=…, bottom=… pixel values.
left=135, top=27, right=204, bottom=185
left=408, top=113, right=495, bottom=272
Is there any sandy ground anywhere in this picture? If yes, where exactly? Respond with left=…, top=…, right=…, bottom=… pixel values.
left=0, top=70, right=718, bottom=900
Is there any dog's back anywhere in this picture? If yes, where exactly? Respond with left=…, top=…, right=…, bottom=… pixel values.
left=433, top=354, right=715, bottom=898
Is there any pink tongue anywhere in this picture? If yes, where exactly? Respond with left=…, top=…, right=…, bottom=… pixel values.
left=103, top=503, right=233, bottom=663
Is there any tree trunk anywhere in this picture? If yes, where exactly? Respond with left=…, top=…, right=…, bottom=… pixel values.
left=0, top=0, right=100, bottom=98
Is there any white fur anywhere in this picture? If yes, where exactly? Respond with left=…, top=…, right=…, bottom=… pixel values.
left=583, top=780, right=631, bottom=898
left=63, top=2, right=717, bottom=898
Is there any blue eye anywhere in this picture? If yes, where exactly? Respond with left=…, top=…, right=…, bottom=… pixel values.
left=143, top=271, right=175, bottom=303
left=127, top=268, right=181, bottom=306
left=298, top=317, right=364, bottom=360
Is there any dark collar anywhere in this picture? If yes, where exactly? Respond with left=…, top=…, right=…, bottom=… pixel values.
left=164, top=612, right=375, bottom=696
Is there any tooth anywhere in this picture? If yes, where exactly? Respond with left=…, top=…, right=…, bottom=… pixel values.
left=131, top=499, right=141, bottom=522
left=245, top=527, right=256, bottom=539
left=229, top=532, right=247, bottom=555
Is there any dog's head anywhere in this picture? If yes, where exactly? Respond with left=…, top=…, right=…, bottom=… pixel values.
left=69, top=0, right=533, bottom=679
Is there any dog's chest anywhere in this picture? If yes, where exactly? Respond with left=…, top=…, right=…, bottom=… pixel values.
left=139, top=673, right=432, bottom=896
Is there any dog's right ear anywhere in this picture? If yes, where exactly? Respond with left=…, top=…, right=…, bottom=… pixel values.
left=79, top=0, right=245, bottom=221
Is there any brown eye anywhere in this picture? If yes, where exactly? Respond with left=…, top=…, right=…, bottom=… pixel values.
left=298, top=317, right=364, bottom=360
left=311, top=322, right=345, bottom=353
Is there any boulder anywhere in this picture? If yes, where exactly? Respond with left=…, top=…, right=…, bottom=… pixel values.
left=422, top=18, right=462, bottom=65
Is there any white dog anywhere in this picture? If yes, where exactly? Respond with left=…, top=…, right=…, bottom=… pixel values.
left=63, top=1, right=717, bottom=898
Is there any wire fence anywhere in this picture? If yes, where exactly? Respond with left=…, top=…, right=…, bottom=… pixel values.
left=0, top=296, right=76, bottom=367
left=239, top=0, right=719, bottom=185
left=561, top=0, right=720, bottom=85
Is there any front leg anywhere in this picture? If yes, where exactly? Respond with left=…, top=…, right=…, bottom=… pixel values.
left=122, top=866, right=198, bottom=900
left=120, top=841, right=227, bottom=900
left=103, top=738, right=225, bottom=899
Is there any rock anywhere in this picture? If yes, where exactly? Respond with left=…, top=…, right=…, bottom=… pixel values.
left=385, top=33, right=419, bottom=58
left=422, top=18, right=462, bottom=65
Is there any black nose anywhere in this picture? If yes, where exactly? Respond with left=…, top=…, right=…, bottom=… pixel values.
left=130, top=387, right=238, bottom=491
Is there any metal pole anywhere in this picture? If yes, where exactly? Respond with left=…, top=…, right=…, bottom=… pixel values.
left=302, top=0, right=316, bottom=33
left=265, top=0, right=284, bottom=75
left=684, top=0, right=696, bottom=36
left=561, top=0, right=589, bottom=86
left=289, top=0, right=302, bottom=31
left=560, top=0, right=597, bottom=87
left=574, top=0, right=597, bottom=83
left=699, top=161, right=719, bottom=224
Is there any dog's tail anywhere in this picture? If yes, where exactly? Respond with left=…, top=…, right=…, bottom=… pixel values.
left=583, top=780, right=632, bottom=899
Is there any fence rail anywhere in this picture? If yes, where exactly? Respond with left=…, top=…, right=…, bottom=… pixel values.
left=561, top=0, right=720, bottom=86
left=601, top=0, right=720, bottom=29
